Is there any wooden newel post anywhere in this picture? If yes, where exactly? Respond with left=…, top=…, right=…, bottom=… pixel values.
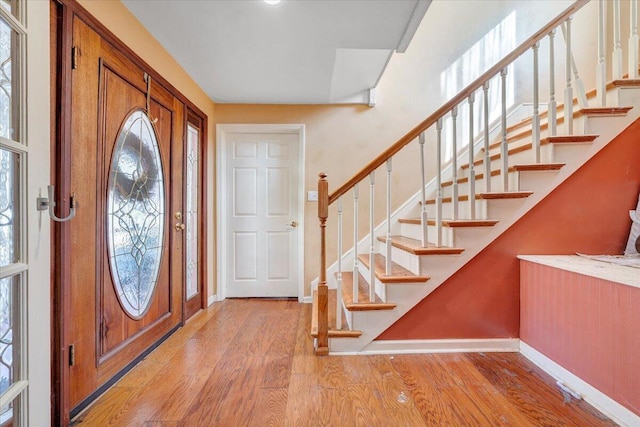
left=316, top=173, right=330, bottom=355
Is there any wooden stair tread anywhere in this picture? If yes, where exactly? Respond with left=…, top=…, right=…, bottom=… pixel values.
left=311, top=290, right=362, bottom=338
left=540, top=134, right=598, bottom=144
left=502, top=74, right=635, bottom=137
left=398, top=218, right=499, bottom=228
left=509, top=162, right=565, bottom=172
left=464, top=135, right=596, bottom=169
left=477, top=191, right=533, bottom=200
left=338, top=272, right=396, bottom=310
left=377, top=235, right=464, bottom=255
left=357, top=253, right=430, bottom=283
left=577, top=106, right=633, bottom=116
left=423, top=190, right=532, bottom=204
left=442, top=163, right=563, bottom=187
left=611, top=79, right=640, bottom=87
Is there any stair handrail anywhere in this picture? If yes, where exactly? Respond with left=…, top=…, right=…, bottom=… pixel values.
left=327, top=0, right=589, bottom=205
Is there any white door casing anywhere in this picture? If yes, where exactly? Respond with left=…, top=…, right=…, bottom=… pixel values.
left=217, top=125, right=305, bottom=300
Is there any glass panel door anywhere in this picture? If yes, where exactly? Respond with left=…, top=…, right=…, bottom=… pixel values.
left=185, top=123, right=199, bottom=300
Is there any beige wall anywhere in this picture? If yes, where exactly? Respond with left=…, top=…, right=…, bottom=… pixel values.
left=77, top=0, right=217, bottom=300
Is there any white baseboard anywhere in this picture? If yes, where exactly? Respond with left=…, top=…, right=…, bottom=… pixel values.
left=207, top=295, right=217, bottom=306
left=358, top=338, right=520, bottom=355
left=520, top=341, right=640, bottom=427
left=302, top=295, right=313, bottom=304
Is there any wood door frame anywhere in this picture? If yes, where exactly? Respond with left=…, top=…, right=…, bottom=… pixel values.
left=216, top=124, right=306, bottom=302
left=50, top=1, right=209, bottom=424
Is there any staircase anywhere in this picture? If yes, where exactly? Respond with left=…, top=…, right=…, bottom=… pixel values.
left=312, top=0, right=640, bottom=355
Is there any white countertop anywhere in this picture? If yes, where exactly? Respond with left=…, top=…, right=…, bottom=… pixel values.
left=518, top=255, right=640, bottom=289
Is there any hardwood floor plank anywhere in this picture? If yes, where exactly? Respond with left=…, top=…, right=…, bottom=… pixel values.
left=284, top=374, right=319, bottom=427
left=75, top=387, right=139, bottom=426
left=262, top=356, right=293, bottom=389
left=432, top=353, right=535, bottom=426
left=393, top=354, right=491, bottom=426
left=318, top=386, right=356, bottom=426
left=79, top=300, right=616, bottom=427
left=179, top=353, right=246, bottom=425
left=466, top=352, right=617, bottom=426
left=210, top=356, right=268, bottom=426
left=317, top=355, right=346, bottom=389
left=248, top=388, right=288, bottom=427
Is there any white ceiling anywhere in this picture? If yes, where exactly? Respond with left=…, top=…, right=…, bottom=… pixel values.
left=122, top=0, right=430, bottom=104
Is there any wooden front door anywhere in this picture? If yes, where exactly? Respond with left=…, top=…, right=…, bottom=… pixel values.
left=66, top=16, right=184, bottom=415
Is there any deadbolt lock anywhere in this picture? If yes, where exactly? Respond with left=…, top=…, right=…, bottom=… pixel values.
left=175, top=212, right=182, bottom=220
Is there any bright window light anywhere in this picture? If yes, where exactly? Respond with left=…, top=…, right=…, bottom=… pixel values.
left=264, top=0, right=281, bottom=5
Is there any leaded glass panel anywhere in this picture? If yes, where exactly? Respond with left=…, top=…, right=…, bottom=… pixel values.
left=185, top=124, right=199, bottom=299
left=0, top=17, right=19, bottom=142
left=107, top=110, right=165, bottom=318
left=0, top=148, right=18, bottom=268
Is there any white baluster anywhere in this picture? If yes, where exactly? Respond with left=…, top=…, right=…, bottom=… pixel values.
left=561, top=21, right=587, bottom=109
left=613, top=0, right=623, bottom=80
left=468, top=93, right=476, bottom=219
left=565, top=16, right=574, bottom=134
left=500, top=68, right=509, bottom=191
left=436, top=118, right=443, bottom=247
left=630, top=0, right=639, bottom=79
left=385, top=159, right=392, bottom=275
left=451, top=106, right=459, bottom=220
left=533, top=42, right=541, bottom=164
left=352, top=184, right=359, bottom=303
left=336, top=197, right=343, bottom=330
left=369, top=172, right=375, bottom=303
left=482, top=82, right=491, bottom=192
left=549, top=30, right=557, bottom=136
left=597, top=1, right=607, bottom=107
left=419, top=132, right=428, bottom=248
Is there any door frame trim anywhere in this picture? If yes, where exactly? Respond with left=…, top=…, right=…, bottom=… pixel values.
left=216, top=124, right=306, bottom=302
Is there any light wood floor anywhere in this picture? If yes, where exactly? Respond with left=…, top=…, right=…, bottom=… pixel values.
left=76, top=299, right=615, bottom=426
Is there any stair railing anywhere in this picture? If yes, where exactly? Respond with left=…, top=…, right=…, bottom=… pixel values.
left=314, top=0, right=639, bottom=354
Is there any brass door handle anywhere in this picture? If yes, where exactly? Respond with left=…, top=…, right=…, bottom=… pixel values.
left=175, top=223, right=185, bottom=231
left=289, top=221, right=299, bottom=228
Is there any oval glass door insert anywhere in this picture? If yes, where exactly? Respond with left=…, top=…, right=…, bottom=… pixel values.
left=106, top=109, right=165, bottom=319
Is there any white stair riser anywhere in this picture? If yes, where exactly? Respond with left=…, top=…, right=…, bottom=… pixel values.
left=441, top=172, right=520, bottom=197
left=551, top=143, right=595, bottom=165
left=357, top=261, right=386, bottom=303
left=613, top=86, right=640, bottom=107
left=517, top=169, right=562, bottom=191
left=581, top=114, right=632, bottom=136
left=424, top=200, right=488, bottom=220
left=399, top=221, right=454, bottom=246
left=477, top=143, right=555, bottom=170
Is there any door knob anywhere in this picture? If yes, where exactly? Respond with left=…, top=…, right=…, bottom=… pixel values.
left=289, top=220, right=299, bottom=228
left=175, top=222, right=185, bottom=231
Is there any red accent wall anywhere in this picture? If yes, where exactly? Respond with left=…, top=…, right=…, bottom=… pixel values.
left=520, top=260, right=640, bottom=416
left=378, top=117, right=640, bottom=340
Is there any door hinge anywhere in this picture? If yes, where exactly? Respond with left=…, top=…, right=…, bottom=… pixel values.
left=71, top=46, right=78, bottom=70
left=69, top=344, right=75, bottom=366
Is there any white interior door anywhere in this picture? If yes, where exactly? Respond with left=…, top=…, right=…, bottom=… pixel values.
left=224, top=131, right=301, bottom=297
